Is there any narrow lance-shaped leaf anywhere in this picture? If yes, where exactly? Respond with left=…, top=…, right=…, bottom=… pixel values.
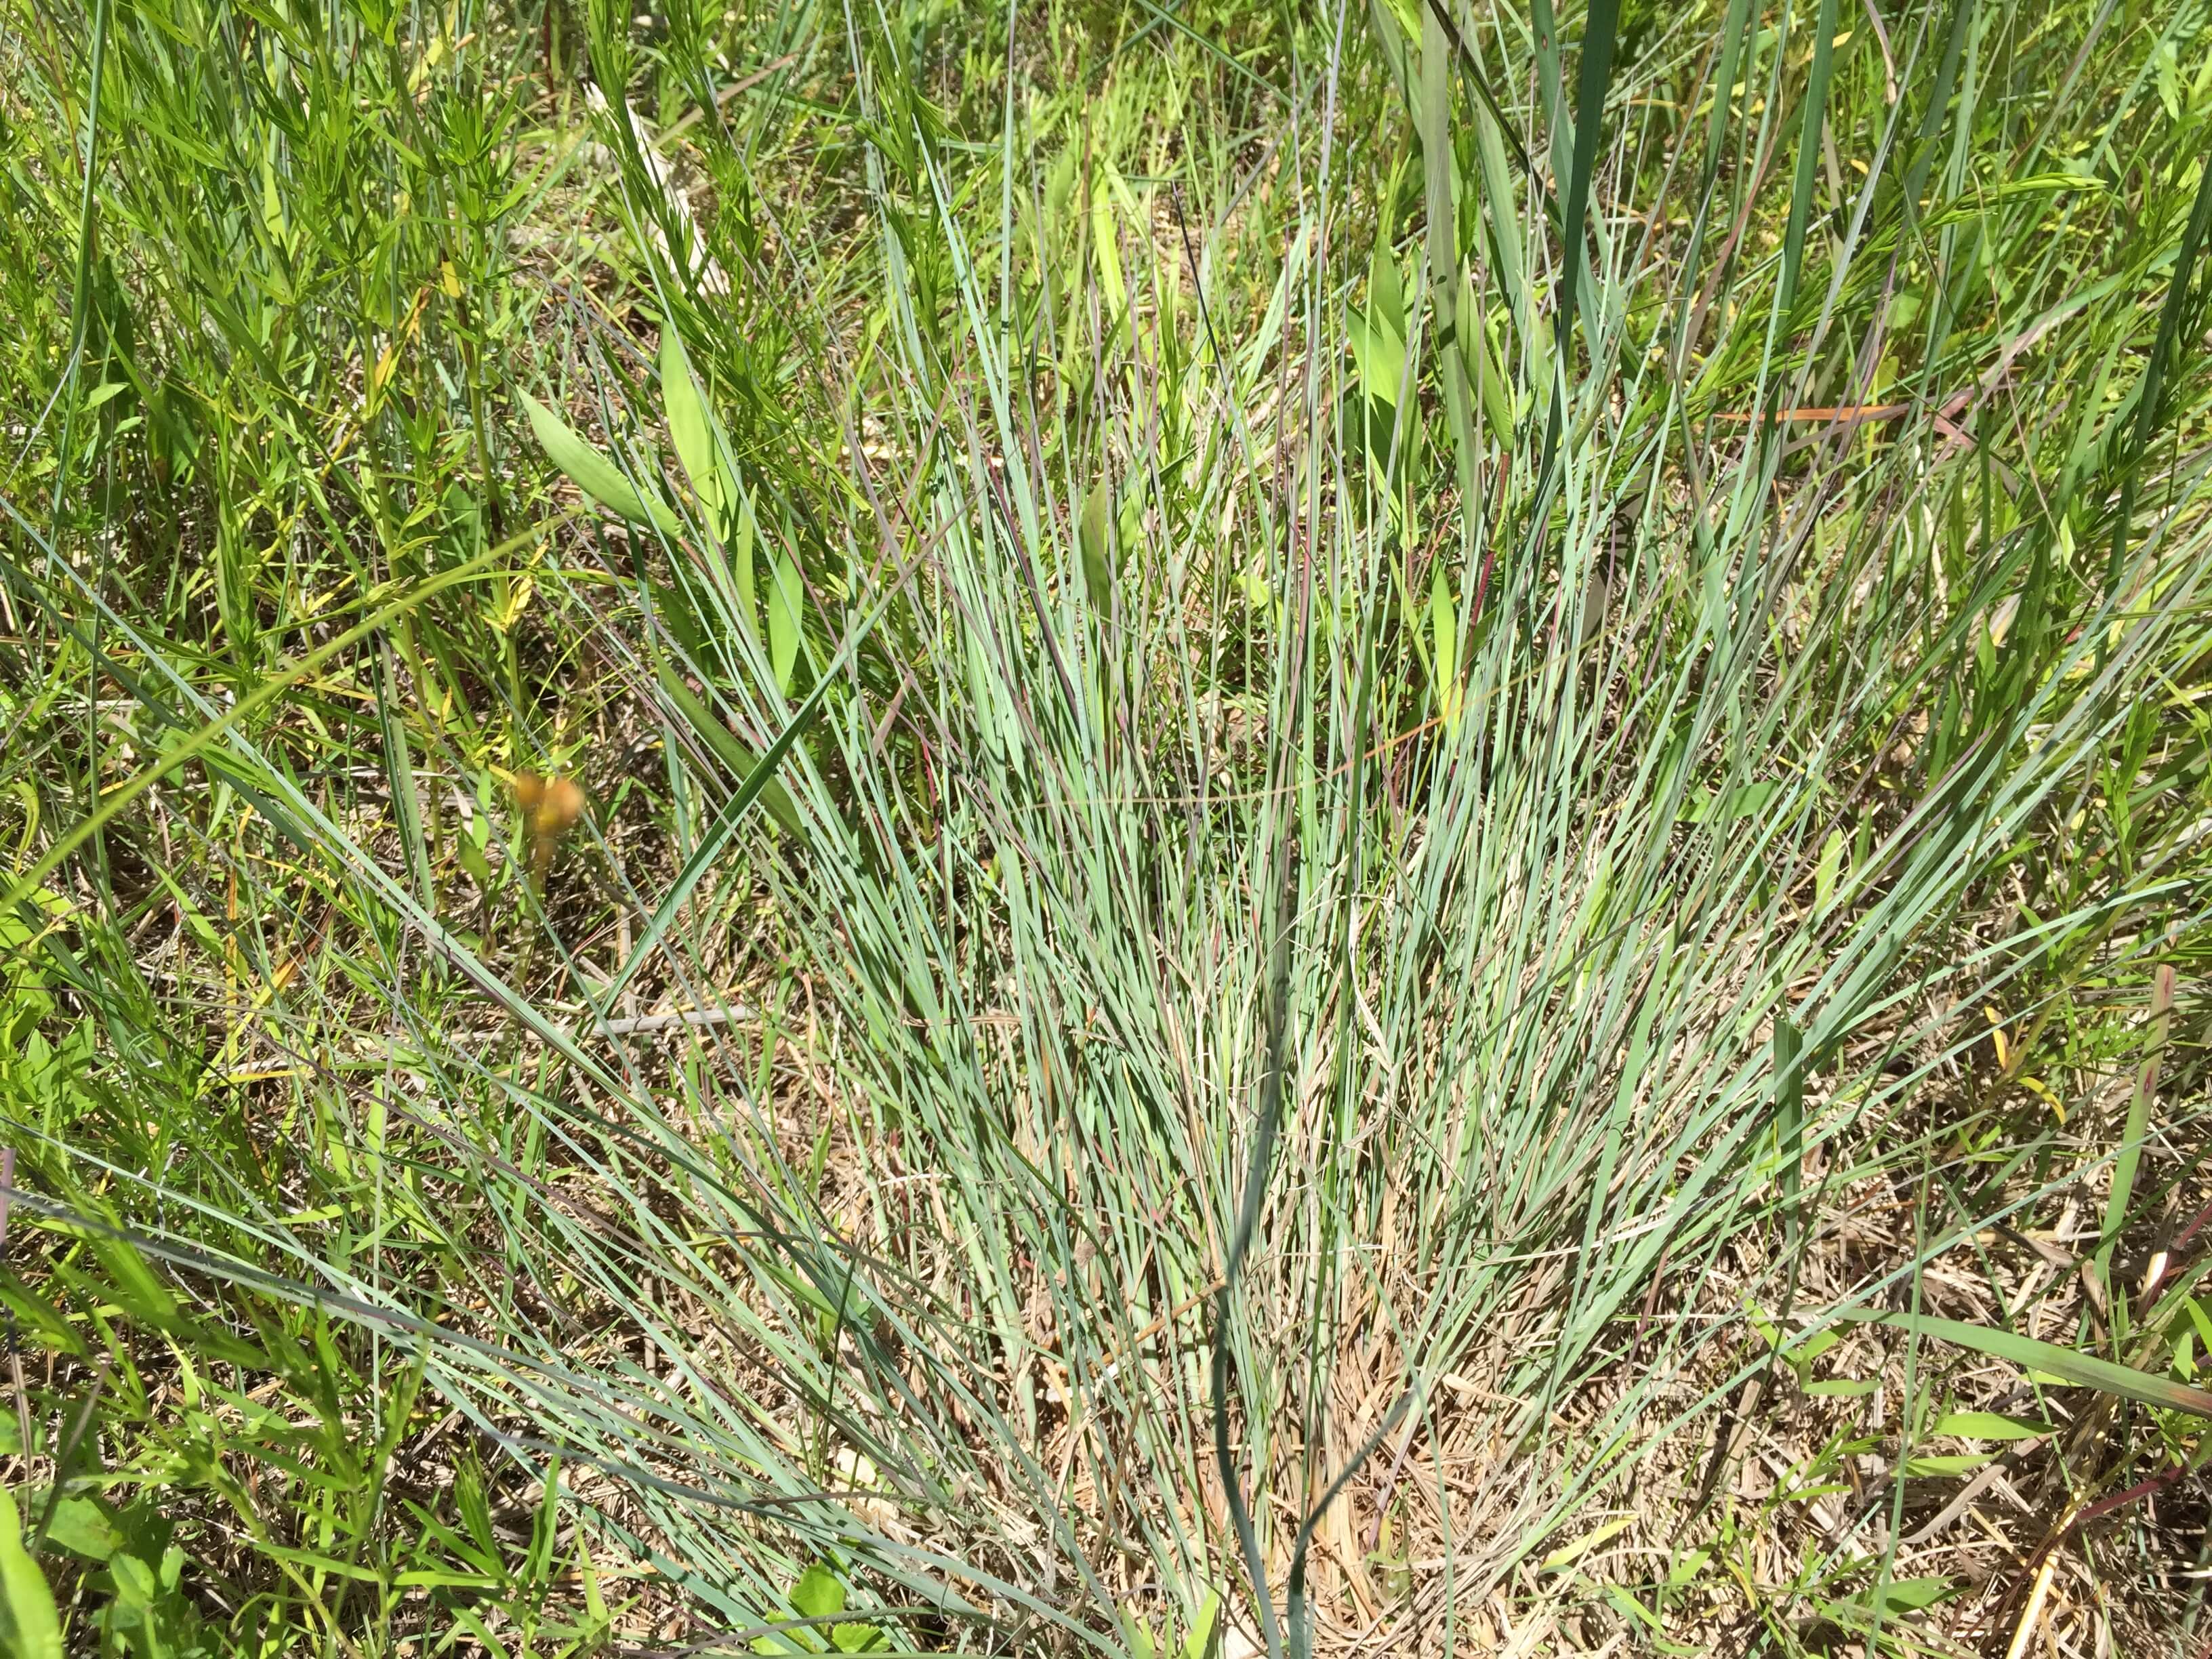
left=520, top=390, right=680, bottom=534
left=653, top=661, right=807, bottom=841
left=1774, top=1017, right=1804, bottom=1246
left=660, top=327, right=733, bottom=523
left=767, top=546, right=804, bottom=696
left=1463, top=287, right=1517, bottom=448
left=1429, top=558, right=1460, bottom=731
left=1080, top=480, right=1114, bottom=613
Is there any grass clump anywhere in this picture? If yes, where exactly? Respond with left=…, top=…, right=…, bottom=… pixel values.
left=3, top=0, right=2210, bottom=1653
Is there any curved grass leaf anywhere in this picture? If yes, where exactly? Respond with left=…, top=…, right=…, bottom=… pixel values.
left=1839, top=1311, right=2212, bottom=1418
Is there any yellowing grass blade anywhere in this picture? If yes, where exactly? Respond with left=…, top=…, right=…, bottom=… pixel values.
left=1540, top=1512, right=1635, bottom=1573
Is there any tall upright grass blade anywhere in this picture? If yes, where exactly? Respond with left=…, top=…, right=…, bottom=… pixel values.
left=2103, top=155, right=2212, bottom=592
left=5, top=1, right=2209, bottom=1651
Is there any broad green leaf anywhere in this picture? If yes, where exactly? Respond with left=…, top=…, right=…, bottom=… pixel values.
left=394, top=1569, right=504, bottom=1589
left=108, top=1551, right=159, bottom=1607
left=85, top=1230, right=178, bottom=1323
left=791, top=1563, right=845, bottom=1620
left=1679, top=781, right=1781, bottom=825
left=767, top=548, right=804, bottom=696
left=1368, top=239, right=1406, bottom=345
left=1989, top=173, right=2112, bottom=197
left=1872, top=1576, right=1954, bottom=1613
left=2099, top=966, right=2173, bottom=1328
left=1903, top=1452, right=1992, bottom=1477
left=1839, top=1310, right=2212, bottom=1418
left=728, top=491, right=760, bottom=642
left=1930, top=1411, right=2051, bottom=1441
left=757, top=1255, right=841, bottom=1320
left=577, top=1535, right=609, bottom=1629
left=0, top=1274, right=84, bottom=1359
left=51, top=1233, right=269, bottom=1370
left=1080, top=482, right=1113, bottom=613
left=520, top=391, right=678, bottom=533
left=1552, top=0, right=1622, bottom=345
left=454, top=818, right=495, bottom=892
left=1604, top=1584, right=1664, bottom=1635
left=1348, top=308, right=1407, bottom=409
left=1090, top=164, right=1126, bottom=317
left=1429, top=560, right=1460, bottom=729
left=660, top=329, right=732, bottom=522
left=0, top=1487, right=63, bottom=1659
left=1465, top=304, right=1515, bottom=447
left=43, top=1496, right=123, bottom=1563
left=1723, top=781, right=1780, bottom=824
left=1776, top=0, right=1843, bottom=322
left=1817, top=1574, right=1957, bottom=1630
left=1789, top=1327, right=1836, bottom=1366
left=1182, top=1592, right=1221, bottom=1659
left=376, top=638, right=433, bottom=906
left=1814, top=829, right=1844, bottom=914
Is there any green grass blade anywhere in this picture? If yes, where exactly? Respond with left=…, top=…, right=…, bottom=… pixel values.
left=1839, top=1311, right=2212, bottom=1419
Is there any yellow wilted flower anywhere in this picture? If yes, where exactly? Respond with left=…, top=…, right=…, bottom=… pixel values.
left=513, top=772, right=586, bottom=886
